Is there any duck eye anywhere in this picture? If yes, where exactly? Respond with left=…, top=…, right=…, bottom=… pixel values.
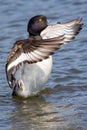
left=38, top=18, right=43, bottom=22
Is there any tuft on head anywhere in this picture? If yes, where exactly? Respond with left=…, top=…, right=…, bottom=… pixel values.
left=27, top=15, right=48, bottom=36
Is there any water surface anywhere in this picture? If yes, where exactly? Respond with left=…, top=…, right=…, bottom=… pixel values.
left=0, top=0, right=87, bottom=130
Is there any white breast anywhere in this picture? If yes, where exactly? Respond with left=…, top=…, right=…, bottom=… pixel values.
left=14, top=56, right=52, bottom=97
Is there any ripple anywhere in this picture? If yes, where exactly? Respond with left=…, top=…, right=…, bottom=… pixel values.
left=0, top=0, right=87, bottom=130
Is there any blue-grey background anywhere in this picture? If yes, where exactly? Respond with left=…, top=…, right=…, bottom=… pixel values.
left=0, top=0, right=87, bottom=130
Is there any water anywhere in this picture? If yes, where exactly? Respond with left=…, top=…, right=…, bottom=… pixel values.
left=0, top=0, right=87, bottom=130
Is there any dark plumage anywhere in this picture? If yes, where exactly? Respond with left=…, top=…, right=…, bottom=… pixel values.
left=5, top=15, right=83, bottom=98
left=27, top=15, right=48, bottom=36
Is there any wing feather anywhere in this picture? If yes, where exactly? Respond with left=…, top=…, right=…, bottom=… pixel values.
left=6, top=35, right=65, bottom=72
left=41, top=18, right=83, bottom=43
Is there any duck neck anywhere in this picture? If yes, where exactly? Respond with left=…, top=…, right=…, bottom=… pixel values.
left=29, top=35, right=42, bottom=40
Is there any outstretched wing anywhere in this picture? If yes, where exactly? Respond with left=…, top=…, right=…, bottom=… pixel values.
left=41, top=18, right=83, bottom=43
left=6, top=18, right=83, bottom=88
left=6, top=35, right=65, bottom=72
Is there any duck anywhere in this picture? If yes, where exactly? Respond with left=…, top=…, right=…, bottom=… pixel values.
left=5, top=15, right=83, bottom=98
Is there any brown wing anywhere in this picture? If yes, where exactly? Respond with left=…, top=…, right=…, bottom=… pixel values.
left=6, top=35, right=65, bottom=72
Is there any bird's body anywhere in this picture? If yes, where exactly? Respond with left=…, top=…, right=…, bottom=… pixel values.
left=6, top=15, right=83, bottom=98
left=12, top=56, right=52, bottom=97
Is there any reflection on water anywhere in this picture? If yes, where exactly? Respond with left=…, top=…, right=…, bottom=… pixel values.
left=0, top=0, right=87, bottom=130
left=10, top=95, right=78, bottom=130
left=11, top=96, right=59, bottom=130
left=6, top=86, right=86, bottom=130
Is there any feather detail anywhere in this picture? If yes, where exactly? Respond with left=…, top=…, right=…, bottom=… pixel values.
left=6, top=35, right=65, bottom=72
left=41, top=18, right=83, bottom=43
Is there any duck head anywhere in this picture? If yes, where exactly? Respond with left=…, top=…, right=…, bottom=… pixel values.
left=27, top=15, right=48, bottom=36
